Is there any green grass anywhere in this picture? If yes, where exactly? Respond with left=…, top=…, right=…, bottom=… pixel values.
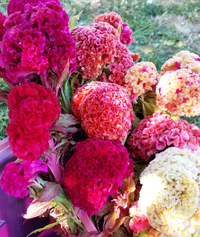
left=0, top=0, right=200, bottom=140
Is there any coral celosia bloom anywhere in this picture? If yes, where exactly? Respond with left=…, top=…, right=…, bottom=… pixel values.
left=63, top=138, right=132, bottom=215
left=156, top=68, right=200, bottom=116
left=0, top=1, right=76, bottom=84
left=71, top=22, right=119, bottom=80
left=94, top=12, right=133, bottom=45
left=0, top=12, right=6, bottom=41
left=127, top=111, right=200, bottom=161
left=123, top=62, right=160, bottom=101
left=138, top=147, right=200, bottom=236
left=0, top=160, right=48, bottom=198
left=7, top=82, right=61, bottom=160
left=71, top=81, right=134, bottom=140
left=161, top=50, right=200, bottom=76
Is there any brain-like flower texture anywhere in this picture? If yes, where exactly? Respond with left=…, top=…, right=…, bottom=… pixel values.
left=7, top=82, right=61, bottom=160
left=71, top=81, right=134, bottom=140
left=138, top=147, right=200, bottom=237
left=0, top=160, right=48, bottom=198
left=161, top=50, right=200, bottom=76
left=94, top=12, right=133, bottom=45
left=156, top=68, right=200, bottom=116
left=123, top=62, right=160, bottom=101
left=0, top=1, right=76, bottom=85
left=127, top=111, right=200, bottom=162
left=0, top=12, right=6, bottom=41
left=63, top=138, right=132, bottom=215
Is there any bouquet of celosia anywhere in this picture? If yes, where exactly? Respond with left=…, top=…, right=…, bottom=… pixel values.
left=1, top=0, right=200, bottom=236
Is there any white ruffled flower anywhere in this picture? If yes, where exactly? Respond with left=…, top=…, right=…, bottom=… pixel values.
left=138, top=147, right=200, bottom=237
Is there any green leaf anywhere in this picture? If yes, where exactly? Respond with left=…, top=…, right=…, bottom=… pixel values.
left=117, top=22, right=122, bottom=38
left=67, top=218, right=77, bottom=235
left=68, top=11, right=83, bottom=32
left=53, top=188, right=73, bottom=211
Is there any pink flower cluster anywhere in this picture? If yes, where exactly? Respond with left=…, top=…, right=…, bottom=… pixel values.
left=127, top=111, right=200, bottom=161
left=0, top=0, right=76, bottom=84
left=7, top=82, right=61, bottom=160
left=94, top=12, right=133, bottom=45
left=63, top=138, right=132, bottom=215
left=7, top=0, right=60, bottom=15
left=71, top=81, right=134, bottom=140
left=0, top=12, right=6, bottom=41
left=0, top=160, right=48, bottom=198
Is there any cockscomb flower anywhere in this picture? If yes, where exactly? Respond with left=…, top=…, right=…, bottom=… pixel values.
left=70, top=81, right=103, bottom=121
left=127, top=111, right=200, bottom=162
left=94, top=12, right=133, bottom=45
left=138, top=147, right=200, bottom=236
left=0, top=160, right=48, bottom=198
left=73, top=81, right=134, bottom=140
left=63, top=138, right=132, bottom=215
left=71, top=22, right=119, bottom=80
left=0, top=1, right=76, bottom=85
left=123, top=62, right=160, bottom=101
left=0, top=12, right=6, bottom=41
left=7, top=0, right=60, bottom=15
left=156, top=68, right=200, bottom=116
left=161, top=50, right=200, bottom=76
left=7, top=82, right=61, bottom=160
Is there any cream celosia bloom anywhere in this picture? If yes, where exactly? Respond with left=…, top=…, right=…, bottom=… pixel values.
left=138, top=147, right=200, bottom=237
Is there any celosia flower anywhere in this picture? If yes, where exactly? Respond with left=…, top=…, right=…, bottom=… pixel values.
left=0, top=12, right=6, bottom=41
left=7, top=0, right=60, bottom=15
left=73, top=81, right=134, bottom=140
left=129, top=201, right=149, bottom=235
left=127, top=111, right=200, bottom=162
left=123, top=62, right=160, bottom=101
left=0, top=160, right=48, bottom=198
left=63, top=138, right=132, bottom=215
left=70, top=81, right=103, bottom=121
left=71, top=22, right=119, bottom=79
left=7, top=82, right=61, bottom=160
left=161, top=50, right=200, bottom=76
left=94, top=12, right=133, bottom=45
left=156, top=68, right=200, bottom=116
left=138, top=147, right=200, bottom=236
left=0, top=1, right=76, bottom=85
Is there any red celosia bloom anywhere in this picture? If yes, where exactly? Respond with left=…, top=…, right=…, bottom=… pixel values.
left=0, top=1, right=76, bottom=85
left=7, top=0, right=60, bottom=15
left=94, top=12, right=133, bottom=45
left=71, top=22, right=119, bottom=80
left=0, top=12, right=6, bottom=41
left=63, top=138, right=132, bottom=215
left=0, top=160, right=48, bottom=198
left=7, top=82, right=61, bottom=160
left=129, top=201, right=149, bottom=235
left=127, top=111, right=200, bottom=161
left=72, top=81, right=134, bottom=140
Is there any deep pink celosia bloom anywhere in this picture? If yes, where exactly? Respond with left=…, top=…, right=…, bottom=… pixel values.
left=129, top=201, right=149, bottom=235
left=7, top=82, right=61, bottom=160
left=63, top=138, right=132, bottom=215
left=71, top=22, right=119, bottom=80
left=0, top=12, right=6, bottom=41
left=0, top=1, right=76, bottom=85
left=7, top=0, right=60, bottom=15
left=127, top=111, right=200, bottom=161
left=94, top=12, right=133, bottom=45
left=0, top=160, right=48, bottom=198
left=72, top=81, right=134, bottom=140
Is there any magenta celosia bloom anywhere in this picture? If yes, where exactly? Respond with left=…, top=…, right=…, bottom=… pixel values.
left=0, top=12, right=6, bottom=41
left=71, top=22, right=119, bottom=79
left=7, top=82, right=61, bottom=160
left=63, top=138, right=132, bottom=215
left=72, top=81, right=134, bottom=140
left=0, top=1, right=76, bottom=85
left=127, top=111, right=200, bottom=161
left=7, top=0, right=60, bottom=15
left=129, top=201, right=149, bottom=235
left=94, top=12, right=133, bottom=45
left=0, top=160, right=48, bottom=198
